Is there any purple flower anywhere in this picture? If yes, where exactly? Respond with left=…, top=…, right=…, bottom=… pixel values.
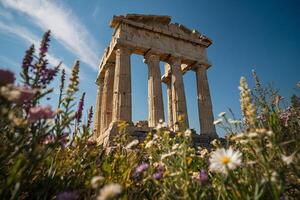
left=56, top=191, right=79, bottom=200
left=132, top=163, right=149, bottom=178
left=75, top=92, right=85, bottom=123
left=39, top=30, right=50, bottom=57
left=152, top=171, right=163, bottom=180
left=87, top=106, right=93, bottom=129
left=193, top=170, right=209, bottom=185
left=0, top=69, right=15, bottom=85
left=136, top=163, right=149, bottom=174
left=29, top=105, right=55, bottom=122
left=199, top=170, right=209, bottom=184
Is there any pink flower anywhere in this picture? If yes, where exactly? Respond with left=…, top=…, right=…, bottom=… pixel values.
left=16, top=86, right=35, bottom=103
left=29, top=105, right=55, bottom=122
left=0, top=69, right=15, bottom=85
left=42, top=135, right=55, bottom=145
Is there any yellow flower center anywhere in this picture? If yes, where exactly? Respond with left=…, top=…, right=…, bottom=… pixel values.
left=221, top=156, right=231, bottom=164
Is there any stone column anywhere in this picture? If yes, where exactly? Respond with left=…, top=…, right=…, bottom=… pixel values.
left=112, top=46, right=132, bottom=122
left=169, top=56, right=189, bottom=130
left=195, top=64, right=218, bottom=137
left=163, top=64, right=173, bottom=128
left=100, top=63, right=115, bottom=132
left=144, top=53, right=164, bottom=127
left=93, top=77, right=104, bottom=138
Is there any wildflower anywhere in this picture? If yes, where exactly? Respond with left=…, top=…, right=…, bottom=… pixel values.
left=247, top=132, right=258, bottom=138
left=152, top=171, right=163, bottom=180
left=161, top=151, right=176, bottom=160
left=97, top=183, right=122, bottom=200
left=39, top=30, right=50, bottom=56
left=211, top=139, right=220, bottom=147
left=239, top=77, right=256, bottom=129
left=145, top=140, right=154, bottom=148
left=228, top=119, right=242, bottom=124
left=91, top=176, right=104, bottom=189
left=209, top=148, right=242, bottom=174
left=172, top=143, right=180, bottom=150
left=59, top=68, right=66, bottom=92
left=281, top=152, right=296, bottom=165
left=87, top=106, right=93, bottom=129
left=195, top=170, right=209, bottom=184
left=213, top=118, right=222, bottom=125
left=0, top=69, right=15, bottom=85
left=42, top=134, right=55, bottom=145
left=16, top=86, right=35, bottom=103
left=125, top=139, right=139, bottom=149
left=271, top=171, right=278, bottom=182
left=266, top=130, right=273, bottom=136
left=29, top=105, right=55, bottom=122
left=75, top=92, right=85, bottom=123
left=67, top=60, right=80, bottom=94
left=132, top=163, right=149, bottom=177
left=169, top=171, right=182, bottom=176
left=22, top=44, right=34, bottom=70
left=184, top=129, right=192, bottom=137
left=87, top=138, right=97, bottom=146
left=218, top=112, right=226, bottom=117
left=199, top=148, right=209, bottom=158
left=56, top=191, right=79, bottom=200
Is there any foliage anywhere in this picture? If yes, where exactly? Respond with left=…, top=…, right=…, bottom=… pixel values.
left=0, top=32, right=299, bottom=200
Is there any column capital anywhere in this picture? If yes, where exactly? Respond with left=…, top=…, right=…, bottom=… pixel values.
left=167, top=55, right=181, bottom=66
left=115, top=45, right=133, bottom=55
left=143, top=52, right=160, bottom=64
left=191, top=62, right=210, bottom=71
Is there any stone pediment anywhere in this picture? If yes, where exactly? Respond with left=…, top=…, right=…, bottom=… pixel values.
left=110, top=14, right=212, bottom=46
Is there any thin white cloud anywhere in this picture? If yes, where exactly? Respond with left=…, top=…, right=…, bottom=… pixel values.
left=1, top=0, right=99, bottom=70
left=0, top=21, right=70, bottom=73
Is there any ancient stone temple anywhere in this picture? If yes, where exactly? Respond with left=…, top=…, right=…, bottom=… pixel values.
left=94, top=14, right=218, bottom=146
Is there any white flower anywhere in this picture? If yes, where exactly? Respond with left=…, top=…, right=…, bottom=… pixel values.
left=281, top=152, right=296, bottom=165
left=184, top=129, right=192, bottom=137
left=145, top=140, right=154, bottom=148
left=161, top=151, right=176, bottom=160
left=228, top=119, right=242, bottom=124
left=172, top=143, right=180, bottom=150
left=218, top=112, right=226, bottom=117
left=209, top=148, right=242, bottom=174
left=91, top=176, right=104, bottom=189
left=125, top=139, right=139, bottom=149
left=247, top=132, right=258, bottom=138
left=213, top=118, right=223, bottom=125
left=97, top=183, right=122, bottom=200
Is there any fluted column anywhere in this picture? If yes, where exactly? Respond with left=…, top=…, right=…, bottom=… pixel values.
left=164, top=64, right=173, bottom=128
left=112, top=46, right=132, bottom=122
left=144, top=53, right=164, bottom=127
left=93, top=77, right=104, bottom=138
left=195, top=64, right=217, bottom=137
left=100, top=63, right=115, bottom=132
left=169, top=56, right=189, bottom=130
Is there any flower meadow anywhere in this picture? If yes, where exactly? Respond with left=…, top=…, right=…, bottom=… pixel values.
left=0, top=32, right=299, bottom=200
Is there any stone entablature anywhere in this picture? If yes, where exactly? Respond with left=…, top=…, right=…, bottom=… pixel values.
left=94, top=14, right=218, bottom=146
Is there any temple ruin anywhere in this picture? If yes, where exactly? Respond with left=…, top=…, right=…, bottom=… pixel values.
left=93, top=14, right=218, bottom=146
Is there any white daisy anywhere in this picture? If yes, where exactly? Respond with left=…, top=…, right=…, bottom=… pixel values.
left=97, top=183, right=122, bottom=200
left=209, top=148, right=242, bottom=174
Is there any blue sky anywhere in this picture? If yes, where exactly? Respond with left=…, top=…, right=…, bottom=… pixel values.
left=0, top=0, right=299, bottom=136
